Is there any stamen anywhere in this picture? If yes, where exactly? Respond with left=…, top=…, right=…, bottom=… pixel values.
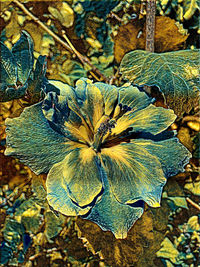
left=93, top=119, right=117, bottom=152
left=114, top=103, right=132, bottom=120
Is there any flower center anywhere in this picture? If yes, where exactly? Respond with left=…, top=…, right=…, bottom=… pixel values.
left=92, top=119, right=116, bottom=152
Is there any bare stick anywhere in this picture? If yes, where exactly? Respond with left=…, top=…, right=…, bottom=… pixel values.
left=144, top=0, right=156, bottom=93
left=12, top=0, right=109, bottom=83
left=62, top=31, right=110, bottom=82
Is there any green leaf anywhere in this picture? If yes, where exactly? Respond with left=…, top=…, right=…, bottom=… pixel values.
left=120, top=49, right=200, bottom=116
left=44, top=211, right=65, bottom=241
left=166, top=196, right=188, bottom=210
left=0, top=42, right=17, bottom=86
left=11, top=31, right=34, bottom=85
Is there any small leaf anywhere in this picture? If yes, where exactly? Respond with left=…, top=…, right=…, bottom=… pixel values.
left=156, top=237, right=179, bottom=264
left=166, top=196, right=188, bottom=210
left=44, top=211, right=65, bottom=242
left=120, top=49, right=200, bottom=116
left=48, top=2, right=74, bottom=28
left=187, top=215, right=200, bottom=231
left=184, top=180, right=200, bottom=196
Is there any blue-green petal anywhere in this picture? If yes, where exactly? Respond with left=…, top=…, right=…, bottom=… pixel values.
left=134, top=138, right=191, bottom=177
left=74, top=78, right=104, bottom=130
left=5, top=102, right=71, bottom=174
left=119, top=84, right=152, bottom=111
left=47, top=147, right=103, bottom=208
left=85, top=171, right=144, bottom=239
left=101, top=141, right=166, bottom=207
left=94, top=81, right=119, bottom=116
left=47, top=159, right=91, bottom=216
left=112, top=105, right=176, bottom=136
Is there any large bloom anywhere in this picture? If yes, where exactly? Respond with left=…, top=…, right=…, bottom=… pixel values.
left=5, top=78, right=191, bottom=238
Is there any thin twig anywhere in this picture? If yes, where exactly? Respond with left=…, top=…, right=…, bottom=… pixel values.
left=62, top=31, right=110, bottom=82
left=12, top=0, right=72, bottom=52
left=12, top=0, right=109, bottom=83
left=186, top=197, right=200, bottom=211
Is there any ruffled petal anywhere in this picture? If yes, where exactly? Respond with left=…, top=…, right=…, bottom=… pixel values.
left=47, top=160, right=91, bottom=216
left=133, top=138, right=191, bottom=177
left=48, top=146, right=103, bottom=207
left=112, top=105, right=176, bottom=136
left=5, top=102, right=71, bottom=174
left=85, top=171, right=144, bottom=239
left=101, top=141, right=166, bottom=207
left=75, top=79, right=104, bottom=130
left=42, top=81, right=92, bottom=143
left=119, top=84, right=152, bottom=111
left=94, top=82, right=119, bottom=116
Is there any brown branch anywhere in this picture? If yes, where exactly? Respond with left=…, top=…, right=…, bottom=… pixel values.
left=186, top=197, right=200, bottom=211
left=62, top=31, right=109, bottom=82
left=12, top=0, right=109, bottom=83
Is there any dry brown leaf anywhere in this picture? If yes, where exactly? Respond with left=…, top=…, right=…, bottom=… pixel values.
left=76, top=206, right=169, bottom=267
left=177, top=127, right=193, bottom=152
left=114, top=16, right=189, bottom=63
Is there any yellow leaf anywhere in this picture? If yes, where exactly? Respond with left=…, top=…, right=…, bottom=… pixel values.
left=114, top=16, right=188, bottom=63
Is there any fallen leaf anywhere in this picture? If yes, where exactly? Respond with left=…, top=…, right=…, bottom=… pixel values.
left=177, top=127, right=193, bottom=151
left=75, top=207, right=168, bottom=267
left=114, top=16, right=188, bottom=63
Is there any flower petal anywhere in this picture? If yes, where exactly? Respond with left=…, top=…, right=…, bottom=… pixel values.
left=47, top=160, right=91, bottom=216
left=5, top=103, right=71, bottom=174
left=119, top=84, right=152, bottom=111
left=101, top=141, right=166, bottom=207
left=112, top=105, right=176, bottom=135
left=85, top=172, right=144, bottom=239
left=60, top=147, right=103, bottom=207
left=75, top=79, right=104, bottom=130
left=94, top=82, right=119, bottom=116
left=133, top=138, right=191, bottom=177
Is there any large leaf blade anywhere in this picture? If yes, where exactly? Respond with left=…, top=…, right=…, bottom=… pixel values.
left=12, top=31, right=34, bottom=85
left=0, top=42, right=17, bottom=86
left=120, top=49, right=200, bottom=116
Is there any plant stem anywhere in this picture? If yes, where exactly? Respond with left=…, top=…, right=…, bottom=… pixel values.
left=144, top=0, right=156, bottom=93
left=12, top=0, right=109, bottom=83
left=145, top=0, right=156, bottom=52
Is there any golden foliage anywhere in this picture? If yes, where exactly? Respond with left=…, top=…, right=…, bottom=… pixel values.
left=114, top=16, right=189, bottom=63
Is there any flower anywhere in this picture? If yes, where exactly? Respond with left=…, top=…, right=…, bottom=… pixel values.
left=5, top=78, right=191, bottom=238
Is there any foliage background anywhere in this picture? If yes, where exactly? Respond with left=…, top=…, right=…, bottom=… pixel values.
left=0, top=0, right=199, bottom=266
